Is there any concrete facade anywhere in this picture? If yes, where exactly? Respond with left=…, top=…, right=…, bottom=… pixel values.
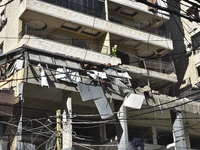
left=0, top=0, right=200, bottom=150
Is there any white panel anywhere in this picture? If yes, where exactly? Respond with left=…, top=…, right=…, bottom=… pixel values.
left=123, top=93, right=144, bottom=109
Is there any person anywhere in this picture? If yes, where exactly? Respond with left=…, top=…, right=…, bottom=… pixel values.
left=111, top=45, right=117, bottom=56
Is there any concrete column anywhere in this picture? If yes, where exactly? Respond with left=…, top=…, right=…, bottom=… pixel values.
left=102, top=33, right=111, bottom=55
left=152, top=126, right=158, bottom=145
left=171, top=110, right=187, bottom=150
left=116, top=105, right=129, bottom=150
left=102, top=0, right=111, bottom=55
left=62, top=91, right=73, bottom=150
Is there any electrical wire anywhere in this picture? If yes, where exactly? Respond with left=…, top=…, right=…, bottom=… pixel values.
left=5, top=112, right=198, bottom=131
left=1, top=0, right=200, bottom=149
left=2, top=64, right=200, bottom=120
left=162, top=0, right=190, bottom=15
left=0, top=36, right=194, bottom=41
left=182, top=0, right=200, bottom=9
left=30, top=119, right=56, bottom=145
left=0, top=0, right=14, bottom=7
left=162, top=0, right=200, bottom=42
left=36, top=132, right=56, bottom=150
left=132, top=0, right=200, bottom=22
left=2, top=120, right=53, bottom=138
left=0, top=102, right=55, bottom=113
left=2, top=110, right=200, bottom=149
left=1, top=60, right=200, bottom=117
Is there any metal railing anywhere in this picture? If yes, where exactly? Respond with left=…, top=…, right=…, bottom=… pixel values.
left=117, top=49, right=175, bottom=74
left=39, top=0, right=106, bottom=19
left=19, top=25, right=109, bottom=54
left=144, top=59, right=175, bottom=74
left=109, top=15, right=136, bottom=29
left=109, top=15, right=171, bottom=39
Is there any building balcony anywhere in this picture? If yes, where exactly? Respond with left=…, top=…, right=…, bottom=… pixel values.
left=109, top=14, right=171, bottom=39
left=18, top=26, right=177, bottom=90
left=108, top=0, right=170, bottom=28
left=38, top=0, right=106, bottom=19
left=18, top=26, right=121, bottom=65
left=117, top=50, right=175, bottom=74
left=19, top=0, right=173, bottom=58
left=116, top=50, right=177, bottom=90
left=19, top=26, right=109, bottom=54
left=19, top=26, right=175, bottom=73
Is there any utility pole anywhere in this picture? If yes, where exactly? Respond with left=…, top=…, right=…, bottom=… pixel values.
left=62, top=91, right=73, bottom=150
left=16, top=83, right=24, bottom=150
left=56, top=110, right=62, bottom=150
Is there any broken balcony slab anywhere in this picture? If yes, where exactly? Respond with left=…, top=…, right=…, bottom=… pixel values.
left=123, top=93, right=145, bottom=109
left=122, top=64, right=178, bottom=90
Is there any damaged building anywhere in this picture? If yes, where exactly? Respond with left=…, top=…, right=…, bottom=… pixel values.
left=0, top=0, right=200, bottom=150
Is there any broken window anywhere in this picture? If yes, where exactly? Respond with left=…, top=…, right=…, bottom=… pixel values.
left=36, top=64, right=49, bottom=87
left=56, top=68, right=81, bottom=83
left=0, top=55, right=15, bottom=80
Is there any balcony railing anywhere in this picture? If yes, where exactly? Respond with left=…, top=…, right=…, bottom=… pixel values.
left=19, top=26, right=109, bottom=54
left=39, top=0, right=106, bottom=19
left=109, top=15, right=171, bottom=39
left=117, top=50, right=175, bottom=74
left=144, top=59, right=175, bottom=74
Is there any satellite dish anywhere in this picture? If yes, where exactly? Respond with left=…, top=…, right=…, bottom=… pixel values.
left=27, top=20, right=47, bottom=29
left=137, top=49, right=155, bottom=58
left=138, top=21, right=151, bottom=29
